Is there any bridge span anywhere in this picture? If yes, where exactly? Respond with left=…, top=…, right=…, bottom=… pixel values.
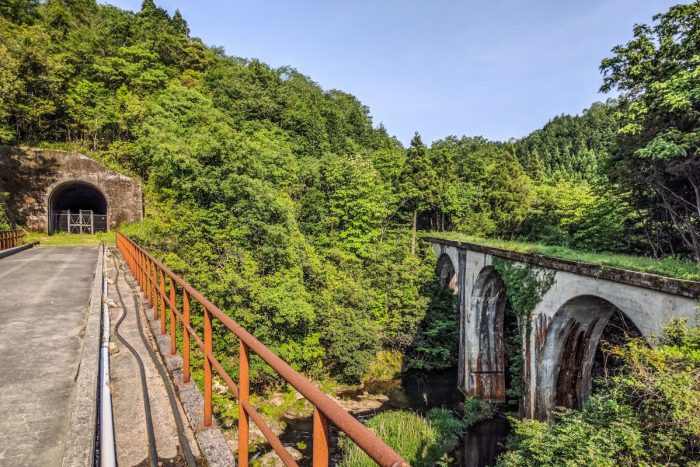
left=0, top=247, right=99, bottom=466
left=427, top=237, right=699, bottom=420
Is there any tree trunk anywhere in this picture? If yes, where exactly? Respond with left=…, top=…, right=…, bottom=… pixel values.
left=411, top=209, right=417, bottom=255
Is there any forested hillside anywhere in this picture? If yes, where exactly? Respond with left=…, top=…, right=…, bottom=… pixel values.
left=1, top=0, right=698, bottom=385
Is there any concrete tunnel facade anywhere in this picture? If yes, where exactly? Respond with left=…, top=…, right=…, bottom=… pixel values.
left=0, top=146, right=142, bottom=233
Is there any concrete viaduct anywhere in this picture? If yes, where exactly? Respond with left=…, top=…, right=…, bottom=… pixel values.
left=427, top=236, right=699, bottom=420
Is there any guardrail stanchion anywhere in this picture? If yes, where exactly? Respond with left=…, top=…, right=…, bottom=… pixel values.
left=140, top=251, right=145, bottom=291
left=159, top=269, right=166, bottom=335
left=151, top=260, right=158, bottom=319
left=239, top=340, right=250, bottom=466
left=203, top=306, right=213, bottom=427
left=169, top=276, right=176, bottom=355
left=146, top=259, right=153, bottom=308
left=313, top=408, right=329, bottom=467
left=137, top=250, right=141, bottom=289
left=183, top=289, right=191, bottom=384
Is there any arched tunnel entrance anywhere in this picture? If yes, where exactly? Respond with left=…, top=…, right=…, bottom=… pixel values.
left=544, top=295, right=643, bottom=413
left=49, top=182, right=108, bottom=233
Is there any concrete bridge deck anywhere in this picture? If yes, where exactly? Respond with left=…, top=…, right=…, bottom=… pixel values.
left=0, top=247, right=98, bottom=466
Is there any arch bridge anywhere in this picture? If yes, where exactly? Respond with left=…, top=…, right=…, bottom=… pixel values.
left=427, top=237, right=699, bottom=420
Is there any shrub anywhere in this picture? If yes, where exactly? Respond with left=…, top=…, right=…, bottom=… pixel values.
left=340, top=409, right=468, bottom=467
left=498, top=320, right=700, bottom=466
left=340, top=400, right=497, bottom=466
left=462, top=396, right=496, bottom=428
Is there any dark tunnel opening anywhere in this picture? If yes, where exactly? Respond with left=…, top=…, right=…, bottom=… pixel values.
left=49, top=182, right=108, bottom=233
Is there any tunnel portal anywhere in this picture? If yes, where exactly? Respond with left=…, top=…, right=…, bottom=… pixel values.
left=49, top=182, right=108, bottom=233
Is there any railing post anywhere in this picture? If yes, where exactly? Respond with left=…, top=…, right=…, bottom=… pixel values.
left=146, top=258, right=153, bottom=308
left=313, top=408, right=329, bottom=467
left=143, top=255, right=148, bottom=294
left=203, top=306, right=213, bottom=427
left=137, top=251, right=143, bottom=291
left=169, top=276, right=176, bottom=355
left=183, top=289, right=191, bottom=384
left=151, top=260, right=158, bottom=319
left=159, top=269, right=166, bottom=335
left=238, top=341, right=250, bottom=466
left=134, top=249, right=139, bottom=286
left=126, top=239, right=131, bottom=271
left=141, top=252, right=147, bottom=292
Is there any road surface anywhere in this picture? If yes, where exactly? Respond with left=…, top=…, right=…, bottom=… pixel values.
left=0, top=247, right=98, bottom=466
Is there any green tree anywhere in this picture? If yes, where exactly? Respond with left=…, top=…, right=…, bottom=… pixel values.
left=484, top=147, right=534, bottom=237
left=400, top=133, right=437, bottom=253
left=601, top=2, right=700, bottom=259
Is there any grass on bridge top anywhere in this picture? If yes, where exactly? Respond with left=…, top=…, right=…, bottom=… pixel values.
left=422, top=231, right=700, bottom=282
left=24, top=231, right=116, bottom=247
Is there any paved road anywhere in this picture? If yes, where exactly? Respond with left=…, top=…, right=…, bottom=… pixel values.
left=0, top=247, right=98, bottom=467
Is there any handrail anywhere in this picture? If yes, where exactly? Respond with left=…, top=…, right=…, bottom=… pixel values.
left=0, top=229, right=23, bottom=251
left=98, top=243, right=117, bottom=467
left=116, top=232, right=407, bottom=467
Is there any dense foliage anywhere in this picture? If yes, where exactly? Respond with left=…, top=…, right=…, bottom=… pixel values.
left=0, top=191, right=10, bottom=229
left=601, top=2, right=700, bottom=260
left=498, top=320, right=700, bottom=466
left=1, top=0, right=698, bottom=387
left=0, top=0, right=437, bottom=382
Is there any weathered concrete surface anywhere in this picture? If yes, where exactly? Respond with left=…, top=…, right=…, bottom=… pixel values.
left=0, top=241, right=38, bottom=260
left=429, top=238, right=700, bottom=420
left=0, top=247, right=98, bottom=466
left=0, top=146, right=142, bottom=232
left=426, top=236, right=700, bottom=299
left=105, top=251, right=202, bottom=465
left=62, top=245, right=103, bottom=467
left=111, top=249, right=235, bottom=466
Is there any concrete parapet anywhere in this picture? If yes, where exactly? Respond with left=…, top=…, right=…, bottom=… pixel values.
left=0, top=241, right=38, bottom=260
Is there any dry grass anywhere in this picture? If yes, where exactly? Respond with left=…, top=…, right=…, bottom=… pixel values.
left=24, top=231, right=116, bottom=247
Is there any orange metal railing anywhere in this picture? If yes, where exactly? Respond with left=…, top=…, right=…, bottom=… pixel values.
left=116, top=232, right=407, bottom=467
left=0, top=229, right=23, bottom=251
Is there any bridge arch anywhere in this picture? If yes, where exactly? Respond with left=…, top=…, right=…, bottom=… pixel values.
left=437, top=253, right=458, bottom=293
left=537, top=294, right=643, bottom=417
left=467, top=266, right=518, bottom=403
left=48, top=181, right=108, bottom=233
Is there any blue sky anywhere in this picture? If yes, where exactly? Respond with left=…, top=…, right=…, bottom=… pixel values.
left=101, top=1, right=683, bottom=145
